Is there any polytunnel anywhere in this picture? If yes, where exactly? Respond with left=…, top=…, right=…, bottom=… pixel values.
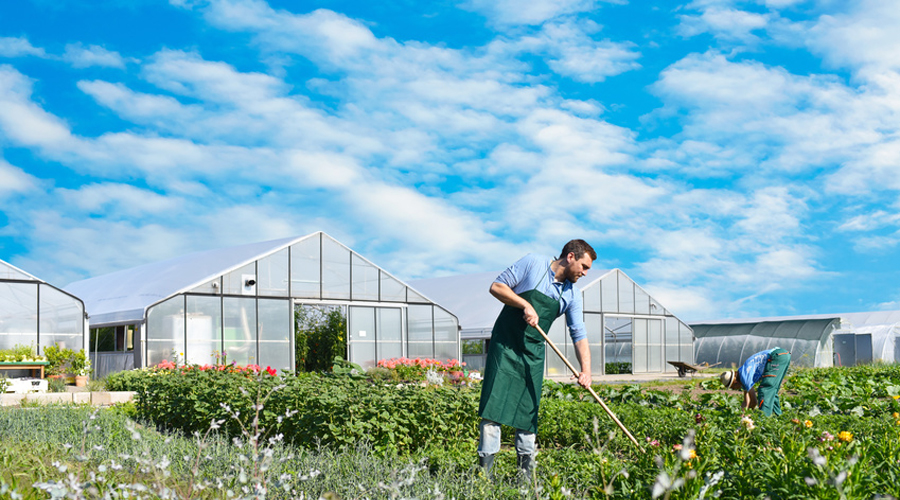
left=65, top=232, right=459, bottom=377
left=411, top=268, right=694, bottom=376
left=692, top=318, right=838, bottom=369
left=0, top=259, right=87, bottom=355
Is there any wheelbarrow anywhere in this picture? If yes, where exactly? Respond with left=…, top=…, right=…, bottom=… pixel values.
left=667, top=361, right=720, bottom=378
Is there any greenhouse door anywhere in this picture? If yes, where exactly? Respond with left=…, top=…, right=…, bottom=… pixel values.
left=604, top=316, right=633, bottom=375
left=633, top=318, right=664, bottom=373
left=348, top=306, right=403, bottom=369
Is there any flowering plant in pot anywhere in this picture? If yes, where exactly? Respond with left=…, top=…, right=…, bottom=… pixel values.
left=71, top=350, right=92, bottom=386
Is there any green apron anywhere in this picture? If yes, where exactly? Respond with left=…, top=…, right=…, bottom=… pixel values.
left=478, top=281, right=562, bottom=433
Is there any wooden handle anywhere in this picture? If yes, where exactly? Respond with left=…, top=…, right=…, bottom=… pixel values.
left=535, top=324, right=644, bottom=451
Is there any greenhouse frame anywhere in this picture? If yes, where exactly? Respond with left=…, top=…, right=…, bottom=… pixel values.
left=65, top=232, right=460, bottom=378
left=0, top=259, right=87, bottom=356
left=691, top=310, right=900, bottom=369
left=410, top=268, right=694, bottom=376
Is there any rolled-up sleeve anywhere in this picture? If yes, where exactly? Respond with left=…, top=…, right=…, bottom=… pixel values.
left=565, top=292, right=586, bottom=343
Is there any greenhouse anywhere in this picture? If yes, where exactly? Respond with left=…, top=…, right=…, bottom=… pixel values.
left=410, top=268, right=694, bottom=376
left=0, top=259, right=87, bottom=355
left=65, top=232, right=459, bottom=378
left=691, top=310, right=900, bottom=369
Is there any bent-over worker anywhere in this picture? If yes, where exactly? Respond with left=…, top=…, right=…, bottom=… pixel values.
left=477, top=239, right=596, bottom=478
left=720, top=347, right=791, bottom=416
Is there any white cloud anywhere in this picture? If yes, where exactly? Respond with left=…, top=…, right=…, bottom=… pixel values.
left=0, top=66, right=77, bottom=150
left=807, top=0, right=900, bottom=75
left=0, top=159, right=39, bottom=196
left=56, top=183, right=181, bottom=216
left=460, top=0, right=599, bottom=26
left=678, top=6, right=771, bottom=44
left=517, top=20, right=641, bottom=83
left=0, top=37, right=47, bottom=58
left=63, top=43, right=130, bottom=69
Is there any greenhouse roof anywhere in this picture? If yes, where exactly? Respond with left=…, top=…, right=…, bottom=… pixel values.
left=410, top=269, right=614, bottom=339
left=65, top=235, right=302, bottom=326
left=0, top=259, right=41, bottom=282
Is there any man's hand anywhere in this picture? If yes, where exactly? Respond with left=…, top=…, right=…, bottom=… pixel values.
left=573, top=371, right=592, bottom=389
left=522, top=305, right=539, bottom=327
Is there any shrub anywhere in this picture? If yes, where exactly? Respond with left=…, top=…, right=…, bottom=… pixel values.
left=295, top=306, right=347, bottom=373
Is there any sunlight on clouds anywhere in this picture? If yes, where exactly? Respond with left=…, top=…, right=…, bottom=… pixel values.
left=0, top=36, right=47, bottom=58
left=733, top=186, right=806, bottom=245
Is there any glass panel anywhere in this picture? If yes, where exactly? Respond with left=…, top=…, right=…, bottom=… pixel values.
left=680, top=322, right=694, bottom=365
left=186, top=295, right=221, bottom=366
left=322, top=236, right=351, bottom=299
left=584, top=313, right=603, bottom=377
left=0, top=282, right=37, bottom=350
left=407, top=288, right=430, bottom=304
left=618, top=272, right=635, bottom=314
left=349, top=306, right=376, bottom=369
left=223, top=297, right=256, bottom=366
left=380, top=273, right=406, bottom=302
left=582, top=282, right=601, bottom=313
left=290, top=235, right=321, bottom=298
left=634, top=286, right=651, bottom=315
left=258, top=248, right=289, bottom=297
left=191, top=277, right=221, bottom=295
left=376, top=308, right=402, bottom=361
left=650, top=297, right=665, bottom=316
left=351, top=254, right=379, bottom=301
left=39, top=285, right=84, bottom=353
left=434, top=342, right=457, bottom=361
left=146, top=296, right=185, bottom=367
left=601, top=274, right=618, bottom=312
left=258, top=299, right=291, bottom=372
left=407, top=304, right=433, bottom=359
left=648, top=319, right=662, bottom=372
left=633, top=318, right=648, bottom=372
left=433, top=308, right=457, bottom=342
left=0, top=262, right=32, bottom=280
left=223, top=262, right=256, bottom=296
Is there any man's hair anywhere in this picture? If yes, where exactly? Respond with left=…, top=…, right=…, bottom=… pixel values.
left=559, top=239, right=597, bottom=261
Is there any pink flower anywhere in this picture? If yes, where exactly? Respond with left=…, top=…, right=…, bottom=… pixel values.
left=265, top=366, right=277, bottom=376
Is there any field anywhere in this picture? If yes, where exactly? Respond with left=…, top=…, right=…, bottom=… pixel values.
left=1, top=363, right=899, bottom=499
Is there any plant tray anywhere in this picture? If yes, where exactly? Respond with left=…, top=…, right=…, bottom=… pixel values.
left=5, top=377, right=48, bottom=394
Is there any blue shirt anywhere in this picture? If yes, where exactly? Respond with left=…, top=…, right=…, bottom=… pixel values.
left=494, top=253, right=587, bottom=343
left=738, top=349, right=774, bottom=391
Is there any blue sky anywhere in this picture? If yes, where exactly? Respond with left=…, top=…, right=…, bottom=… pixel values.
left=1, top=0, right=898, bottom=322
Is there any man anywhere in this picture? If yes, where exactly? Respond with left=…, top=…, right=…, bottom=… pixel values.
left=719, top=347, right=791, bottom=416
left=477, top=239, right=596, bottom=478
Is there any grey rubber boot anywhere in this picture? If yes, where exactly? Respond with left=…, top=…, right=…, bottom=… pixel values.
left=478, top=453, right=495, bottom=478
left=517, top=454, right=535, bottom=480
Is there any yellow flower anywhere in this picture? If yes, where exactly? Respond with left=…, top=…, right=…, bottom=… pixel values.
left=804, top=420, right=813, bottom=428
left=893, top=395, right=900, bottom=400
left=688, top=449, right=698, bottom=460
left=837, top=431, right=853, bottom=442
left=893, top=412, right=899, bottom=419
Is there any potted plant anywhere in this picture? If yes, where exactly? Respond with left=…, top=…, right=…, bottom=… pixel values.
left=71, top=350, right=92, bottom=387
left=44, top=344, right=75, bottom=380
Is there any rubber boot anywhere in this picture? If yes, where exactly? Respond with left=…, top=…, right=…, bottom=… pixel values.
left=517, top=454, right=535, bottom=481
left=478, top=453, right=495, bottom=479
